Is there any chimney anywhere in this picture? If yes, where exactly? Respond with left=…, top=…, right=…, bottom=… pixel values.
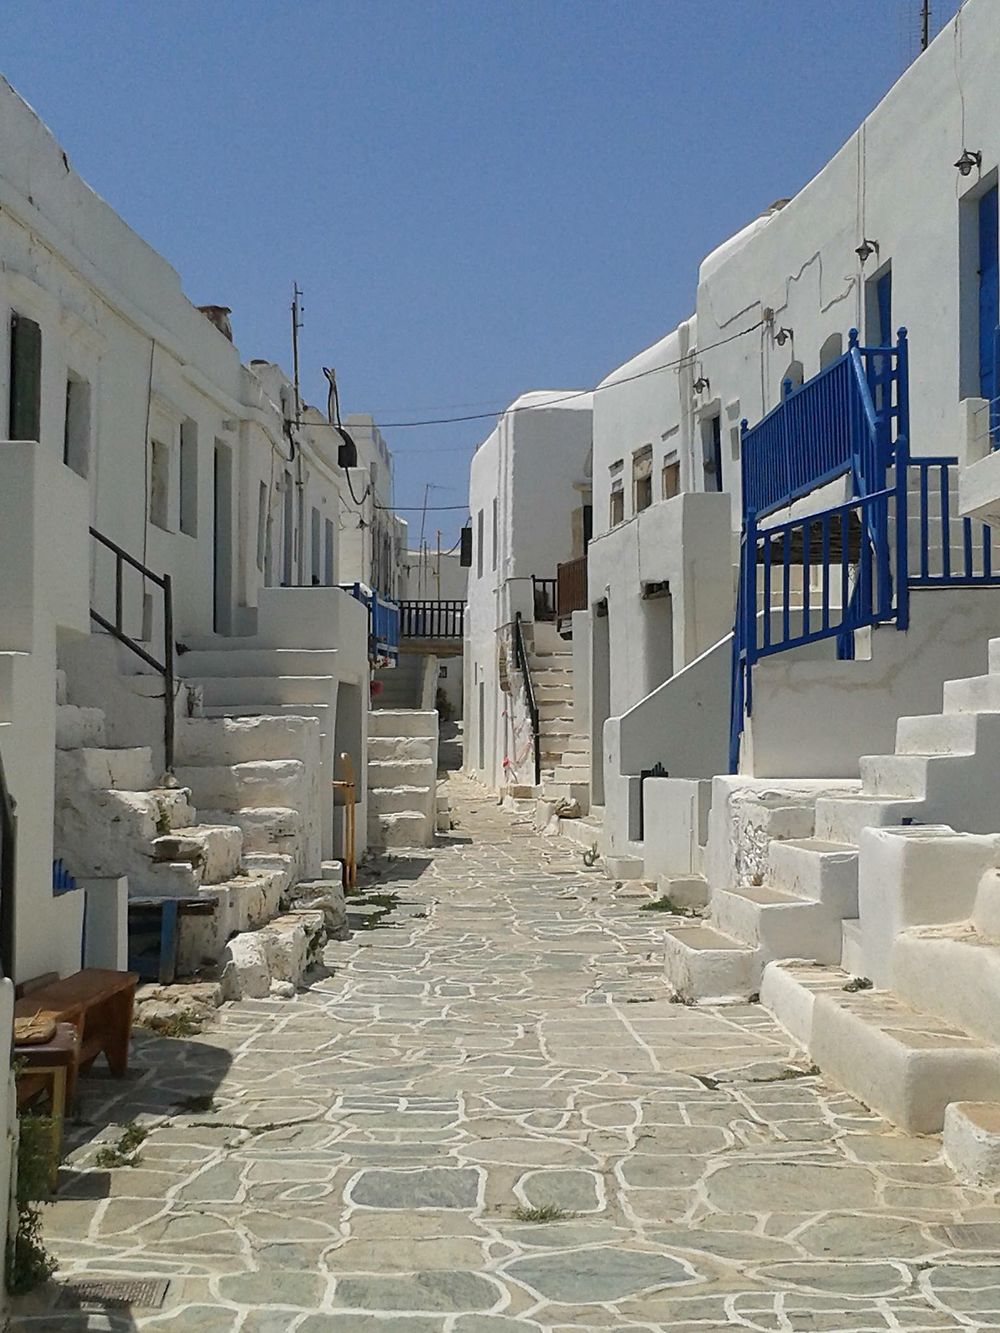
left=198, top=305, right=233, bottom=341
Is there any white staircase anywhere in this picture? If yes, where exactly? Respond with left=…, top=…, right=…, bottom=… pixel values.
left=660, top=632, right=1000, bottom=1142
left=367, top=710, right=438, bottom=848
left=53, top=671, right=340, bottom=994
left=526, top=628, right=589, bottom=809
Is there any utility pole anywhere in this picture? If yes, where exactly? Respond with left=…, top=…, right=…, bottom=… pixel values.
left=291, top=283, right=304, bottom=427
left=436, top=529, right=442, bottom=599
left=920, top=0, right=930, bottom=51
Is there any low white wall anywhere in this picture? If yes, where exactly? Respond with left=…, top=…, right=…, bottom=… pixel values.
left=571, top=610, right=591, bottom=739
left=746, top=587, right=1000, bottom=778
left=641, top=777, right=712, bottom=878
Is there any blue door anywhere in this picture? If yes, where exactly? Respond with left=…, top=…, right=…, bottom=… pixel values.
left=978, top=186, right=999, bottom=441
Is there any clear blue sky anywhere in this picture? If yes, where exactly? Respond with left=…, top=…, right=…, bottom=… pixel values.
left=3, top=0, right=959, bottom=545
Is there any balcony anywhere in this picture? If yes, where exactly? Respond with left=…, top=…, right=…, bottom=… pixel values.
left=399, top=599, right=465, bottom=642
left=339, top=582, right=400, bottom=667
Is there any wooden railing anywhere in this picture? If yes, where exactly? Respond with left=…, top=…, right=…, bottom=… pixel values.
left=557, top=555, right=588, bottom=618
left=399, top=600, right=466, bottom=639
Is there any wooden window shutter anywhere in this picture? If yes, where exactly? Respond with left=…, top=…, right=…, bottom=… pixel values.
left=9, top=313, right=42, bottom=441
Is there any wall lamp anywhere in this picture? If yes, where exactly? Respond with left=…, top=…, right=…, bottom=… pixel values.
left=955, top=149, right=982, bottom=177
left=774, top=327, right=793, bottom=347
left=855, top=238, right=879, bottom=264
left=693, top=376, right=710, bottom=393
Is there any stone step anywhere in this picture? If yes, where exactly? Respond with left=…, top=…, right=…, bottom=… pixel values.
left=657, top=873, right=709, bottom=910
left=179, top=647, right=340, bottom=678
left=895, top=711, right=983, bottom=756
left=197, top=675, right=335, bottom=707
left=813, top=794, right=919, bottom=846
left=369, top=785, right=434, bottom=815
left=712, top=883, right=843, bottom=962
left=530, top=668, right=573, bottom=686
left=551, top=767, right=590, bottom=789
left=54, top=786, right=196, bottom=880
left=606, top=854, right=644, bottom=880
left=368, top=709, right=438, bottom=739
left=152, top=824, right=243, bottom=884
left=199, top=806, right=305, bottom=861
left=55, top=704, right=106, bottom=750
left=891, top=922, right=1000, bottom=1046
left=767, top=838, right=858, bottom=913
left=534, top=683, right=574, bottom=703
left=556, top=749, right=589, bottom=771
left=562, top=734, right=590, bottom=755
left=368, top=810, right=433, bottom=848
left=945, top=673, right=1000, bottom=714
left=368, top=734, right=436, bottom=762
left=177, top=715, right=322, bottom=765
left=760, top=960, right=1000, bottom=1133
left=56, top=745, right=156, bottom=792
left=537, top=700, right=574, bottom=721
left=176, top=760, right=306, bottom=812
left=944, top=1102, right=1000, bottom=1186
left=858, top=753, right=932, bottom=799
left=541, top=780, right=589, bottom=808
left=663, top=924, right=757, bottom=1003
left=555, top=814, right=603, bottom=852
left=368, top=757, right=436, bottom=788
left=840, top=918, right=866, bottom=975
left=200, top=702, right=332, bottom=735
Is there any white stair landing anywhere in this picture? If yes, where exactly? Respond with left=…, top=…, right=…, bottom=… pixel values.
left=761, top=960, right=1000, bottom=1134
left=663, top=924, right=757, bottom=1004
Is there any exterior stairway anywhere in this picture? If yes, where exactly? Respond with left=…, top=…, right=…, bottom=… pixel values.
left=528, top=628, right=589, bottom=810
left=662, top=635, right=1000, bottom=1137
left=53, top=671, right=340, bottom=994
left=367, top=710, right=439, bottom=848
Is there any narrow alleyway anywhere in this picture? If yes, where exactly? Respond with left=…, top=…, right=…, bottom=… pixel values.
left=14, top=775, right=1000, bottom=1331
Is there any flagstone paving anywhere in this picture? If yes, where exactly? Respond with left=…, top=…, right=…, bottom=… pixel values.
left=12, top=774, right=1000, bottom=1330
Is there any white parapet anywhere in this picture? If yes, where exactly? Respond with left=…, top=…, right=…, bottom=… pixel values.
left=944, top=1102, right=1000, bottom=1187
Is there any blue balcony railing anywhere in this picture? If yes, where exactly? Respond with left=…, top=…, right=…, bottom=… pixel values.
left=340, top=582, right=400, bottom=667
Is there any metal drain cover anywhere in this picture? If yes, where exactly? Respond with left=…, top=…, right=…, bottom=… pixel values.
left=57, top=1277, right=170, bottom=1310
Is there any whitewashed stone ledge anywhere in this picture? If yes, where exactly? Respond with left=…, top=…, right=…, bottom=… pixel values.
left=944, top=1101, right=1000, bottom=1186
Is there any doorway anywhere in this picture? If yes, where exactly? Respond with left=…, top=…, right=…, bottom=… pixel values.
left=213, top=442, right=233, bottom=634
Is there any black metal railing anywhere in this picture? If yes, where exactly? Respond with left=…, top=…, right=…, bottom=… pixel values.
left=399, top=599, right=466, bottom=639
left=0, top=747, right=15, bottom=979
left=90, top=527, right=175, bottom=772
left=513, top=611, right=540, bottom=786
left=532, top=577, right=557, bottom=621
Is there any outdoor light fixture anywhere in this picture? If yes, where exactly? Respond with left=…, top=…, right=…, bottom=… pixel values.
left=955, top=149, right=982, bottom=177
left=693, top=376, right=710, bottom=393
left=855, top=238, right=879, bottom=264
left=774, top=327, right=793, bottom=347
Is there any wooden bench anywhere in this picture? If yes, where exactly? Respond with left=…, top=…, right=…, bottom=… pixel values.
left=14, top=969, right=139, bottom=1077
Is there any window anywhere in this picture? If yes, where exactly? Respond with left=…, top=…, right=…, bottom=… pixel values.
left=324, top=517, right=335, bottom=584
left=149, top=439, right=170, bottom=529
left=491, top=498, right=498, bottom=570
left=256, top=482, right=268, bottom=570
left=179, top=419, right=198, bottom=536
left=610, top=484, right=624, bottom=526
left=63, top=373, right=90, bottom=477
left=781, top=361, right=804, bottom=396
left=476, top=508, right=484, bottom=578
left=282, top=471, right=294, bottom=584
left=9, top=312, right=42, bottom=441
left=311, top=506, right=321, bottom=584
left=633, top=446, right=653, bottom=512
left=662, top=458, right=681, bottom=500
left=701, top=413, right=723, bottom=492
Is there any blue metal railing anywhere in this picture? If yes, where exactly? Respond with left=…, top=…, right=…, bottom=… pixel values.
left=730, top=329, right=910, bottom=772
left=340, top=582, right=400, bottom=668
left=741, top=329, right=907, bottom=518
left=908, top=457, right=1000, bottom=587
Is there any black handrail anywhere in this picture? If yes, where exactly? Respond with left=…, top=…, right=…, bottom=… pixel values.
left=399, top=599, right=466, bottom=639
left=0, top=747, right=16, bottom=980
left=90, top=527, right=175, bottom=772
left=512, top=611, right=541, bottom=786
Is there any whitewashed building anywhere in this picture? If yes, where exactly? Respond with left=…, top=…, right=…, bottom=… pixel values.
left=464, top=392, right=592, bottom=794
left=0, top=71, right=422, bottom=1263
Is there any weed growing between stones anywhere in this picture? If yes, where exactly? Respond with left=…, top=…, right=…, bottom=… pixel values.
left=173, top=1094, right=216, bottom=1114
left=639, top=896, right=699, bottom=917
left=7, top=1113, right=57, bottom=1294
left=138, top=1011, right=203, bottom=1038
left=513, top=1204, right=573, bottom=1223
left=94, top=1120, right=147, bottom=1169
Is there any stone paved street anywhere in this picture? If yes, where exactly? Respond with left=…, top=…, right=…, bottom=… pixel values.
left=13, top=774, right=1000, bottom=1331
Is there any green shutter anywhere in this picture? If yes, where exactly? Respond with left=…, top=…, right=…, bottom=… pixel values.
left=9, top=313, right=42, bottom=441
